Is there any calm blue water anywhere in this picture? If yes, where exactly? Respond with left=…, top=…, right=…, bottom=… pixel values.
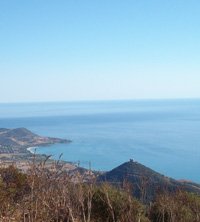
left=0, top=99, right=200, bottom=182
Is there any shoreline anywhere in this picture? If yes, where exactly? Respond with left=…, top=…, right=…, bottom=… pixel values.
left=26, top=146, right=70, bottom=163
left=27, top=147, right=38, bottom=154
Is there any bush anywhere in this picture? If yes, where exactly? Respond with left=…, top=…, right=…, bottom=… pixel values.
left=149, top=191, right=200, bottom=222
left=0, top=164, right=199, bottom=222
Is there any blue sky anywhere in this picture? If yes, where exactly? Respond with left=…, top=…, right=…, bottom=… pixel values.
left=0, top=0, right=200, bottom=102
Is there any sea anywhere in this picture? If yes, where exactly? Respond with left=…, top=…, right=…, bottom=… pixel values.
left=0, top=99, right=200, bottom=183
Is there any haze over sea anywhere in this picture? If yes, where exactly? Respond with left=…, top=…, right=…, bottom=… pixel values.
left=0, top=99, right=200, bottom=182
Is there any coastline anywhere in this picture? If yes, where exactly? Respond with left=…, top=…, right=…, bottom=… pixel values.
left=27, top=147, right=38, bottom=154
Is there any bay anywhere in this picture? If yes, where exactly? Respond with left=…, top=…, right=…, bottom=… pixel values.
left=0, top=99, right=200, bottom=182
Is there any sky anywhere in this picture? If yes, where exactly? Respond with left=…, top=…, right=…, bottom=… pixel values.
left=0, top=0, right=200, bottom=102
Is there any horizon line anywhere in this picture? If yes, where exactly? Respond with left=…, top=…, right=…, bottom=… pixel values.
left=0, top=97, right=200, bottom=104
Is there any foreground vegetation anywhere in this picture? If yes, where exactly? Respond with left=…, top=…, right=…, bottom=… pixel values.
left=0, top=163, right=200, bottom=222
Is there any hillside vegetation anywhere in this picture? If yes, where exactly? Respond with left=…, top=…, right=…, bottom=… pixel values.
left=0, top=162, right=200, bottom=222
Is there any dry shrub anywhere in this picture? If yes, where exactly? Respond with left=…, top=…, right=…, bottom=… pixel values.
left=149, top=191, right=200, bottom=222
left=0, top=161, right=148, bottom=222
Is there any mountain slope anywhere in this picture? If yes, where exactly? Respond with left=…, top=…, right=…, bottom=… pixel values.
left=98, top=160, right=200, bottom=202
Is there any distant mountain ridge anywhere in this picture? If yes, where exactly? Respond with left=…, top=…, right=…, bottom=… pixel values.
left=0, top=128, right=70, bottom=153
left=98, top=160, right=200, bottom=202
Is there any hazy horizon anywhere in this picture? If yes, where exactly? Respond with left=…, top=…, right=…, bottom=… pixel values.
left=1, top=97, right=200, bottom=105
